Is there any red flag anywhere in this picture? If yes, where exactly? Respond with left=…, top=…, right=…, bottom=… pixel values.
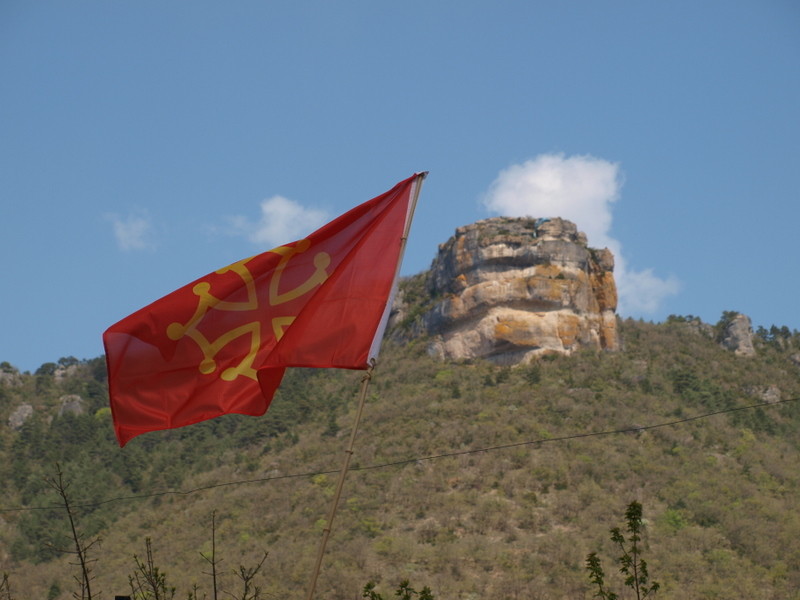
left=104, top=173, right=425, bottom=446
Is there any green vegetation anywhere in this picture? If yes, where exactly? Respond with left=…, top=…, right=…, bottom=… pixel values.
left=363, top=579, right=435, bottom=600
left=1, top=304, right=800, bottom=599
left=714, top=310, right=741, bottom=342
left=128, top=538, right=176, bottom=600
left=586, top=501, right=659, bottom=600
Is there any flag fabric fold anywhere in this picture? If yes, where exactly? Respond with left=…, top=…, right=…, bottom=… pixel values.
left=104, top=173, right=424, bottom=446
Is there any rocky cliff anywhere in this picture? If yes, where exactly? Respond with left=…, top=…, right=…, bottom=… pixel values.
left=395, top=217, right=620, bottom=365
left=721, top=313, right=756, bottom=357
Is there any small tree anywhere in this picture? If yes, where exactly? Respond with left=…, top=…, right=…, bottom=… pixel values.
left=227, top=552, right=268, bottom=600
left=128, top=538, right=176, bottom=600
left=44, top=463, right=100, bottom=600
left=714, top=310, right=740, bottom=342
left=363, top=579, right=434, bottom=600
left=200, top=511, right=221, bottom=600
left=586, top=501, right=660, bottom=600
left=1, top=573, right=14, bottom=600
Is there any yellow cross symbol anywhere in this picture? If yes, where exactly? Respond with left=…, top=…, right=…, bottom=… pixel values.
left=166, top=240, right=330, bottom=381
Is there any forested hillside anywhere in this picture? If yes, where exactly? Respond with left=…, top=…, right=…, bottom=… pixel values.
left=1, top=303, right=800, bottom=599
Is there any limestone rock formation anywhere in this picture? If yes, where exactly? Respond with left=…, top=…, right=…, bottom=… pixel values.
left=58, top=394, right=85, bottom=417
left=681, top=318, right=714, bottom=338
left=721, top=314, right=756, bottom=357
left=54, top=363, right=78, bottom=383
left=420, top=217, right=620, bottom=365
left=0, top=363, right=21, bottom=387
left=8, top=403, right=33, bottom=430
left=746, top=385, right=781, bottom=404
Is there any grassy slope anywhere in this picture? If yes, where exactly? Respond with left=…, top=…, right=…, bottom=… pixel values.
left=1, top=317, right=800, bottom=599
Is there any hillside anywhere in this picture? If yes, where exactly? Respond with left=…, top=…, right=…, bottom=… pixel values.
left=1, top=299, right=800, bottom=599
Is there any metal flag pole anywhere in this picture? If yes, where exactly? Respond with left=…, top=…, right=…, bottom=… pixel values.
left=304, top=173, right=427, bottom=600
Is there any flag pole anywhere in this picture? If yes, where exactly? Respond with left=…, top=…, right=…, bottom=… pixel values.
left=402, top=171, right=427, bottom=241
left=304, top=361, right=375, bottom=600
left=304, top=172, right=427, bottom=600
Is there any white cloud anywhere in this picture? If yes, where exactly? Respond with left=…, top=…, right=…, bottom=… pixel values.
left=227, top=195, right=329, bottom=248
left=615, top=265, right=681, bottom=315
left=483, top=153, right=680, bottom=316
left=107, top=212, right=156, bottom=252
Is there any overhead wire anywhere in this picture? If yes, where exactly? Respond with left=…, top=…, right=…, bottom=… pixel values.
left=1, top=396, right=797, bottom=514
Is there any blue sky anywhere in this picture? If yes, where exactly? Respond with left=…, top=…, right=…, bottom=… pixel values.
left=2, top=1, right=799, bottom=373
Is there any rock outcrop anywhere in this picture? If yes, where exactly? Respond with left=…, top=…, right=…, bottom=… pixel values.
left=8, top=403, right=33, bottom=430
left=419, top=217, right=620, bottom=365
left=721, top=314, right=756, bottom=357
left=54, top=364, right=78, bottom=383
left=746, top=385, right=781, bottom=404
left=0, top=364, right=21, bottom=387
left=682, top=318, right=714, bottom=338
left=58, top=395, right=85, bottom=417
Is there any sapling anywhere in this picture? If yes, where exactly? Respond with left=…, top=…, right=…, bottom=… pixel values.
left=44, top=463, right=100, bottom=600
left=585, top=501, right=660, bottom=600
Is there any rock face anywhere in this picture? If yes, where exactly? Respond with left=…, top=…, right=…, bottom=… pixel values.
left=683, top=318, right=714, bottom=338
left=721, top=314, right=756, bottom=357
left=54, top=364, right=78, bottom=383
left=421, top=217, right=620, bottom=365
left=0, top=368, right=21, bottom=387
left=58, top=395, right=85, bottom=417
left=8, top=404, right=33, bottom=430
left=746, top=385, right=781, bottom=404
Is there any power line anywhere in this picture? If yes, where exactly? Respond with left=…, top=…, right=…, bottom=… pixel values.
left=1, top=397, right=797, bottom=514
